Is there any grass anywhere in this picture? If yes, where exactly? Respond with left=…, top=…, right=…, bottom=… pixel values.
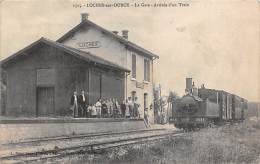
left=56, top=118, right=260, bottom=164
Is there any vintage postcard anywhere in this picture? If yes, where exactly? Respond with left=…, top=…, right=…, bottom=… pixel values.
left=0, top=0, right=259, bottom=163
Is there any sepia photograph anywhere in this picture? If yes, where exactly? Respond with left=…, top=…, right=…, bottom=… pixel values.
left=0, top=0, right=259, bottom=163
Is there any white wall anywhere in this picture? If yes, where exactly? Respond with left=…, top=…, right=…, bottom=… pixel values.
left=62, top=26, right=127, bottom=67
left=126, top=50, right=154, bottom=123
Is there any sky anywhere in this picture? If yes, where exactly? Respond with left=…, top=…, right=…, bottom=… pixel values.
left=0, top=0, right=259, bottom=101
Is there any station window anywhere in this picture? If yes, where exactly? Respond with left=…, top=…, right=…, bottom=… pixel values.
left=144, top=59, right=150, bottom=82
left=132, top=54, right=136, bottom=79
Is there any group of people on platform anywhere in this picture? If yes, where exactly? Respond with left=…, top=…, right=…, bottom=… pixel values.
left=70, top=91, right=141, bottom=118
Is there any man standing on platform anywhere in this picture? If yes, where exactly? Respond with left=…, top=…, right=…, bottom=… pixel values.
left=106, top=99, right=112, bottom=117
left=120, top=100, right=126, bottom=118
left=78, top=90, right=86, bottom=117
left=70, top=91, right=78, bottom=118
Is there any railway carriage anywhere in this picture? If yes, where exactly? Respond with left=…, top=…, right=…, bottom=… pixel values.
left=232, top=95, right=246, bottom=121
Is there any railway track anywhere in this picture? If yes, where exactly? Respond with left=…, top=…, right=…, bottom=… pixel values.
left=3, top=128, right=166, bottom=146
left=0, top=129, right=184, bottom=163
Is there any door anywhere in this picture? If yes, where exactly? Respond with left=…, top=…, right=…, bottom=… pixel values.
left=144, top=93, right=148, bottom=111
left=36, top=87, right=54, bottom=117
left=144, top=93, right=148, bottom=119
left=91, top=73, right=101, bottom=103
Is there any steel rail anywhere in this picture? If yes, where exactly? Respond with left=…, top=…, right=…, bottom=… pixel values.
left=3, top=128, right=166, bottom=146
left=22, top=134, right=183, bottom=163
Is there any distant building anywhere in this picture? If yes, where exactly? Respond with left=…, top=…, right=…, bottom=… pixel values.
left=247, top=102, right=260, bottom=118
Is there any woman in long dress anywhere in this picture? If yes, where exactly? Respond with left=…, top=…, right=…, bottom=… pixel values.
left=87, top=104, right=92, bottom=118
left=91, top=105, right=97, bottom=118
left=105, top=100, right=110, bottom=117
left=125, top=99, right=130, bottom=118
left=109, top=99, right=113, bottom=117
left=115, top=99, right=121, bottom=117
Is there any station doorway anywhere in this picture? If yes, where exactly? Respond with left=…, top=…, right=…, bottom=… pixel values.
left=36, top=87, right=55, bottom=117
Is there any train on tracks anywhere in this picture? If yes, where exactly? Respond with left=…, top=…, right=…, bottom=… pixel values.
left=169, top=78, right=248, bottom=130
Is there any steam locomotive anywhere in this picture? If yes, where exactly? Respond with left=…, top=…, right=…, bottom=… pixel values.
left=169, top=78, right=248, bottom=130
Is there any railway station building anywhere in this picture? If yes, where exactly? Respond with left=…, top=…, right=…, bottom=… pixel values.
left=1, top=13, right=159, bottom=123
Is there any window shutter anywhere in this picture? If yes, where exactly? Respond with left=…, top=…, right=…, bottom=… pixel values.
left=132, top=54, right=136, bottom=78
left=144, top=59, right=150, bottom=82
left=144, top=59, right=147, bottom=81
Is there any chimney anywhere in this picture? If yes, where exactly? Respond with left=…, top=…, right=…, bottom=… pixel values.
left=185, top=78, right=192, bottom=93
left=112, top=31, right=119, bottom=35
left=81, top=13, right=89, bottom=22
left=122, top=30, right=129, bottom=39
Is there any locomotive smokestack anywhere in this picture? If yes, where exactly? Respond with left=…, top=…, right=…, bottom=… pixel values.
left=122, top=30, right=129, bottom=39
left=185, top=78, right=192, bottom=94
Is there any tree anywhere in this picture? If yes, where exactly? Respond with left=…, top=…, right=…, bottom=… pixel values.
left=166, top=91, right=180, bottom=123
left=168, top=91, right=179, bottom=103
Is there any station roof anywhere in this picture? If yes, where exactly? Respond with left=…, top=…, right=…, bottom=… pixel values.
left=1, top=37, right=130, bottom=72
left=56, top=19, right=159, bottom=59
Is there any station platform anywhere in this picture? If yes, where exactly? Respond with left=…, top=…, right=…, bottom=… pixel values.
left=0, top=117, right=146, bottom=144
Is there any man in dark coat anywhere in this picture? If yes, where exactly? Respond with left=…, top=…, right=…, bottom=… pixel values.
left=120, top=100, right=126, bottom=118
left=78, top=90, right=87, bottom=117
left=70, top=91, right=78, bottom=118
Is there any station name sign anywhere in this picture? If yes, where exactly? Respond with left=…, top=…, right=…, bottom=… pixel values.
left=136, top=81, right=144, bottom=89
left=77, top=41, right=101, bottom=49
